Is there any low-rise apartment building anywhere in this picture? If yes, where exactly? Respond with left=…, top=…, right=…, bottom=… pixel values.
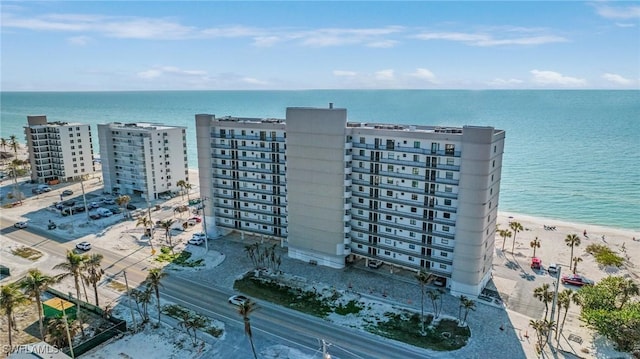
left=196, top=105, right=505, bottom=296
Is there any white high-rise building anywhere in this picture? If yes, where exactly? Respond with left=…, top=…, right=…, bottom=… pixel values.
left=196, top=105, right=505, bottom=296
left=24, top=115, right=96, bottom=183
left=98, top=122, right=188, bottom=200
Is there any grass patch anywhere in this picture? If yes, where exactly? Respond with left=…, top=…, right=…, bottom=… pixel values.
left=155, top=246, right=203, bottom=267
left=372, top=312, right=470, bottom=351
left=234, top=274, right=471, bottom=352
left=585, top=244, right=624, bottom=267
left=234, top=276, right=332, bottom=317
left=162, top=304, right=223, bottom=338
left=12, top=246, right=43, bottom=261
left=334, top=300, right=364, bottom=316
left=106, top=280, right=127, bottom=292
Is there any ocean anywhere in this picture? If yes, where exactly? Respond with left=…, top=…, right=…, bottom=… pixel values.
left=1, top=90, right=638, bottom=231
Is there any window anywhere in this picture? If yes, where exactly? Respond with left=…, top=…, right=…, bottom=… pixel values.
left=385, top=215, right=392, bottom=220
left=440, top=251, right=448, bottom=257
left=444, top=199, right=452, bottom=206
left=385, top=228, right=392, bottom=233
left=409, top=244, right=415, bottom=249
left=386, top=190, right=393, bottom=196
left=493, top=160, right=496, bottom=168
left=443, top=212, right=451, bottom=219
left=386, top=203, right=393, bottom=208
left=413, top=141, right=420, bottom=148
left=413, top=155, right=419, bottom=162
left=442, top=239, right=449, bottom=245
left=445, top=144, right=455, bottom=155
left=359, top=150, right=365, bottom=156
left=447, top=158, right=454, bottom=166
left=440, top=264, right=447, bottom=269
left=387, top=165, right=394, bottom=172
left=445, top=186, right=452, bottom=193
left=409, top=232, right=416, bottom=238
left=388, top=153, right=394, bottom=159
left=412, top=168, right=419, bottom=175
left=442, top=226, right=450, bottom=232
left=410, top=219, right=416, bottom=225
left=411, top=194, right=418, bottom=201
left=359, top=137, right=365, bottom=144
left=411, top=181, right=418, bottom=188
left=410, top=207, right=417, bottom=213
left=384, top=251, right=391, bottom=255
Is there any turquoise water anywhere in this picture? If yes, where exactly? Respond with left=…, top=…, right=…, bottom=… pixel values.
left=1, top=90, right=639, bottom=230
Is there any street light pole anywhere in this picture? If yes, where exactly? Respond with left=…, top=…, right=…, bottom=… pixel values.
left=202, top=196, right=208, bottom=251
left=548, top=265, right=561, bottom=349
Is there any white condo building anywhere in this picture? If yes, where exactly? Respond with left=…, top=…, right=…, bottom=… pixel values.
left=98, top=122, right=189, bottom=200
left=24, top=115, right=96, bottom=183
left=196, top=105, right=505, bottom=296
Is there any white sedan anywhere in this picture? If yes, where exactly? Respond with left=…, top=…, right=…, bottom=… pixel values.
left=187, top=237, right=204, bottom=246
left=75, top=241, right=92, bottom=251
left=228, top=295, right=249, bottom=306
left=14, top=221, right=28, bottom=229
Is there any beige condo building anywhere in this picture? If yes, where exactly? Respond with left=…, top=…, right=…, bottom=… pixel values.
left=196, top=105, right=505, bottom=296
left=24, top=115, right=96, bottom=184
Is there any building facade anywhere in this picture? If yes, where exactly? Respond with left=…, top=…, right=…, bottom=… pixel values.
left=196, top=106, right=505, bottom=296
left=24, top=115, right=96, bottom=183
left=98, top=122, right=188, bottom=200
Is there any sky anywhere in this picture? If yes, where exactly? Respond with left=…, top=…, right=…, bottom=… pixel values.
left=1, top=1, right=639, bottom=91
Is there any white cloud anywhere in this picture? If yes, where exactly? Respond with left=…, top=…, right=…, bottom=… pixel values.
left=592, top=3, right=640, bottom=19
left=488, top=78, right=524, bottom=87
left=375, top=69, right=395, bottom=81
left=615, top=22, right=636, bottom=28
left=414, top=31, right=567, bottom=47
left=241, top=77, right=268, bottom=86
left=530, top=70, right=587, bottom=87
left=68, top=35, right=91, bottom=46
left=601, top=73, right=633, bottom=85
left=333, top=70, right=358, bottom=77
left=410, top=68, right=437, bottom=83
left=137, top=66, right=207, bottom=79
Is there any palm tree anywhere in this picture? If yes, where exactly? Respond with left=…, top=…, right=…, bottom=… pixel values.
left=0, top=137, right=7, bottom=154
left=415, top=269, right=434, bottom=334
left=83, top=253, right=104, bottom=306
left=499, top=229, right=512, bottom=251
left=131, top=286, right=153, bottom=323
left=533, top=283, right=554, bottom=321
left=116, top=195, right=131, bottom=219
left=18, top=269, right=57, bottom=339
left=136, top=215, right=153, bottom=238
left=53, top=251, right=87, bottom=301
left=459, top=296, right=476, bottom=326
left=530, top=237, right=541, bottom=258
left=176, top=180, right=188, bottom=201
left=529, top=319, right=556, bottom=354
left=144, top=268, right=167, bottom=325
left=45, top=316, right=82, bottom=349
left=427, top=289, right=442, bottom=319
left=159, top=219, right=175, bottom=245
left=556, top=289, right=579, bottom=340
left=1, top=283, right=30, bottom=347
left=9, top=135, right=19, bottom=156
left=564, top=234, right=581, bottom=267
left=572, top=256, right=583, bottom=274
left=617, top=278, right=640, bottom=309
left=238, top=298, right=258, bottom=359
left=509, top=221, right=523, bottom=253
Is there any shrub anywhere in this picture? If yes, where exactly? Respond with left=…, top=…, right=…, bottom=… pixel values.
left=585, top=244, right=624, bottom=267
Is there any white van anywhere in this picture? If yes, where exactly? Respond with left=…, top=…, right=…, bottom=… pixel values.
left=38, top=184, right=52, bottom=192
left=96, top=208, right=113, bottom=217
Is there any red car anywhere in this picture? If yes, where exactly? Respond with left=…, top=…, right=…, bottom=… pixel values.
left=561, top=274, right=594, bottom=287
left=188, top=216, right=202, bottom=223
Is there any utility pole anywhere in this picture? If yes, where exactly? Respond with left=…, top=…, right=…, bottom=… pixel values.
left=123, top=271, right=137, bottom=330
left=322, top=339, right=331, bottom=359
left=145, top=194, right=155, bottom=254
left=548, top=265, right=561, bottom=349
left=60, top=299, right=75, bottom=359
left=80, top=177, right=90, bottom=223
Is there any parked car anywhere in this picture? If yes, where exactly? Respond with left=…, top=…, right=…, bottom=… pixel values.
left=368, top=260, right=383, bottom=269
left=75, top=241, right=91, bottom=251
left=228, top=295, right=249, bottom=306
left=126, top=204, right=137, bottom=210
left=188, top=237, right=204, bottom=246
left=97, top=208, right=113, bottom=217
left=32, top=188, right=43, bottom=194
left=38, top=185, right=52, bottom=192
left=62, top=200, right=75, bottom=207
left=101, top=198, right=115, bottom=205
left=73, top=205, right=86, bottom=212
left=188, top=216, right=202, bottom=223
left=561, top=274, right=594, bottom=287
left=191, top=232, right=206, bottom=240
left=433, top=277, right=447, bottom=287
left=14, top=221, right=28, bottom=229
left=88, top=201, right=100, bottom=209
left=90, top=213, right=102, bottom=220
left=547, top=263, right=558, bottom=275
left=62, top=189, right=74, bottom=196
